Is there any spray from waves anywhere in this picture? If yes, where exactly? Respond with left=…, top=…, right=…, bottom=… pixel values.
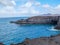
left=48, top=26, right=60, bottom=31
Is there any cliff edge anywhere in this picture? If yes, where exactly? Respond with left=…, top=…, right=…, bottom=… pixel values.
left=10, top=16, right=60, bottom=30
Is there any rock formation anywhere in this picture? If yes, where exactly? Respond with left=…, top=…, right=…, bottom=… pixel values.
left=0, top=43, right=4, bottom=45
left=10, top=16, right=60, bottom=30
left=11, top=16, right=59, bottom=24
left=11, top=34, right=60, bottom=45
left=54, top=17, right=60, bottom=30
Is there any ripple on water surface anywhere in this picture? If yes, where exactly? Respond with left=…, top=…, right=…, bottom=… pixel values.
left=0, top=17, right=60, bottom=45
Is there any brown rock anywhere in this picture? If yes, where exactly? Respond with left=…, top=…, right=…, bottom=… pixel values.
left=11, top=34, right=60, bottom=45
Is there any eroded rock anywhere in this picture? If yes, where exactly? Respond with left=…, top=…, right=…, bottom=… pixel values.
left=11, top=34, right=60, bottom=45
left=11, top=16, right=59, bottom=24
left=10, top=16, right=60, bottom=29
left=0, top=43, right=4, bottom=45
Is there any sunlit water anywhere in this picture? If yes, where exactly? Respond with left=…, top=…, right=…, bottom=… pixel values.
left=0, top=17, right=60, bottom=45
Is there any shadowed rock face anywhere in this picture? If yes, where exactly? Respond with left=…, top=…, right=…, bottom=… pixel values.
left=12, top=16, right=59, bottom=24
left=54, top=17, right=60, bottom=30
left=0, top=43, right=4, bottom=45
left=11, top=34, right=60, bottom=45
left=27, top=16, right=59, bottom=24
left=10, top=16, right=60, bottom=29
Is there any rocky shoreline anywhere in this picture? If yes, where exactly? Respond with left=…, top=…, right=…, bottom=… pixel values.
left=10, top=16, right=60, bottom=30
left=6, top=15, right=60, bottom=45
left=0, top=34, right=60, bottom=45
left=11, top=34, right=60, bottom=45
left=11, top=16, right=59, bottom=24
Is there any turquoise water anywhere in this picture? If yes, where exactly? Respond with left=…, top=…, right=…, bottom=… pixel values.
left=0, top=17, right=60, bottom=45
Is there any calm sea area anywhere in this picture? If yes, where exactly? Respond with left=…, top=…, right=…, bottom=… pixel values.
left=0, top=17, right=60, bottom=45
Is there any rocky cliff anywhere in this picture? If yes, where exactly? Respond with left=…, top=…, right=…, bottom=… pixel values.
left=11, top=16, right=59, bottom=24
left=26, top=16, right=59, bottom=24
left=10, top=16, right=60, bottom=29
left=54, top=17, right=60, bottom=29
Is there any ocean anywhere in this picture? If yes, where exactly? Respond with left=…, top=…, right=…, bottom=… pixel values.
left=0, top=17, right=60, bottom=45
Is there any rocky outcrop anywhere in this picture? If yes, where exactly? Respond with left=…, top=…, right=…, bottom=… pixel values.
left=11, top=16, right=59, bottom=24
left=54, top=17, right=60, bottom=30
left=27, top=16, right=59, bottom=24
left=11, top=34, right=60, bottom=45
left=10, top=16, right=60, bottom=30
left=0, top=43, right=4, bottom=45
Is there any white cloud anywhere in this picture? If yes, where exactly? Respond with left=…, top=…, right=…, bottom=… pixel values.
left=52, top=5, right=60, bottom=14
left=34, top=2, right=41, bottom=7
left=15, top=1, right=40, bottom=15
left=0, top=0, right=41, bottom=17
left=55, top=5, right=60, bottom=9
left=40, top=4, right=60, bottom=14
left=25, top=2, right=32, bottom=8
left=0, top=0, right=16, bottom=6
left=0, top=0, right=60, bottom=17
left=42, top=4, right=50, bottom=8
left=30, top=9, right=40, bottom=14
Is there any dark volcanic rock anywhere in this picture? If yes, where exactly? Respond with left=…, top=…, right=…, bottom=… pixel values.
left=54, top=17, right=60, bottom=30
left=12, top=16, right=59, bottom=24
left=0, top=43, right=4, bottom=45
left=27, top=16, right=59, bottom=24
left=11, top=34, right=60, bottom=45
left=10, top=16, right=60, bottom=29
left=54, top=25, right=60, bottom=30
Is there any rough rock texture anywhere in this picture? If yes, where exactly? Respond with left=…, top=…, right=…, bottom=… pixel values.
left=0, top=43, right=4, bottom=45
left=11, top=34, right=60, bottom=45
left=11, top=16, right=59, bottom=24
left=27, top=16, right=59, bottom=24
left=10, top=16, right=60, bottom=29
left=54, top=17, right=60, bottom=30
left=1, top=34, right=60, bottom=45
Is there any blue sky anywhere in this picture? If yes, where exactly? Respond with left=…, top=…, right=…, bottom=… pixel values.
left=0, top=0, right=60, bottom=17
left=38, top=0, right=60, bottom=6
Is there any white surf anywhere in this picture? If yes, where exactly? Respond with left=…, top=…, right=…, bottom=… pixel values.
left=48, top=26, right=60, bottom=31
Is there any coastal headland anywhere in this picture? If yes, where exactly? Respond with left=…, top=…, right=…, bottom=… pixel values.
left=8, top=15, right=60, bottom=45
left=0, top=16, right=60, bottom=45
left=10, top=16, right=60, bottom=30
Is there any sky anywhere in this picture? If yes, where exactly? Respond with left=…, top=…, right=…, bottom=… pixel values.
left=0, top=0, right=60, bottom=17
